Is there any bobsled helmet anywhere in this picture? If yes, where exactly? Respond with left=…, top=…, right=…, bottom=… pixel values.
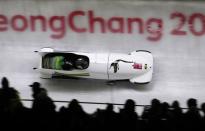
left=75, top=57, right=89, bottom=70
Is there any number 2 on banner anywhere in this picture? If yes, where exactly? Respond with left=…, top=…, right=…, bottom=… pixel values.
left=170, top=12, right=187, bottom=35
left=170, top=12, right=205, bottom=36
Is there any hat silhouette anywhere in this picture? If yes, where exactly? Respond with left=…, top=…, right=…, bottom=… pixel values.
left=29, top=82, right=40, bottom=88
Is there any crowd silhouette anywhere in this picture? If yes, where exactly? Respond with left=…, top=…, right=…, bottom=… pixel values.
left=0, top=77, right=205, bottom=131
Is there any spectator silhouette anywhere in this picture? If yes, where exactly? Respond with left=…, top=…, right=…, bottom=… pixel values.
left=30, top=82, right=56, bottom=113
left=95, top=103, right=118, bottom=131
left=142, top=98, right=161, bottom=131
left=0, top=77, right=25, bottom=115
left=170, top=100, right=183, bottom=131
left=183, top=98, right=202, bottom=131
left=58, top=99, right=90, bottom=131
left=0, top=77, right=31, bottom=131
left=142, top=98, right=161, bottom=120
left=159, top=102, right=172, bottom=131
left=30, top=82, right=56, bottom=131
left=119, top=99, right=139, bottom=131
left=91, top=108, right=105, bottom=131
left=1, top=77, right=205, bottom=131
left=160, top=102, right=171, bottom=120
left=171, top=101, right=183, bottom=119
left=104, top=104, right=118, bottom=129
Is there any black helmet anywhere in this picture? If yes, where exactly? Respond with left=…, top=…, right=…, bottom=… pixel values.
left=75, top=57, right=89, bottom=69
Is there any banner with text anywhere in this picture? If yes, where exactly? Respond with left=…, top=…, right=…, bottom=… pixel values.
left=0, top=1, right=205, bottom=44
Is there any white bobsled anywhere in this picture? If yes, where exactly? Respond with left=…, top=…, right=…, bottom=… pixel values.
left=36, top=48, right=153, bottom=84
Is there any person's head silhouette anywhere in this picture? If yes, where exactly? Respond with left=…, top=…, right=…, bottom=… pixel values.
left=187, top=98, right=197, bottom=108
left=124, top=99, right=136, bottom=112
left=1, top=77, right=9, bottom=88
left=29, top=82, right=42, bottom=97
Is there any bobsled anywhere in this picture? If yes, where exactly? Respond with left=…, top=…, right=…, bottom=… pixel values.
left=36, top=48, right=153, bottom=84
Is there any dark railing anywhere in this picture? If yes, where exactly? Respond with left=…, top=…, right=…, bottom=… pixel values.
left=21, top=99, right=191, bottom=110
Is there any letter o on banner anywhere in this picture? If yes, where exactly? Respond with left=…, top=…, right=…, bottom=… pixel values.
left=11, top=15, right=28, bottom=31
